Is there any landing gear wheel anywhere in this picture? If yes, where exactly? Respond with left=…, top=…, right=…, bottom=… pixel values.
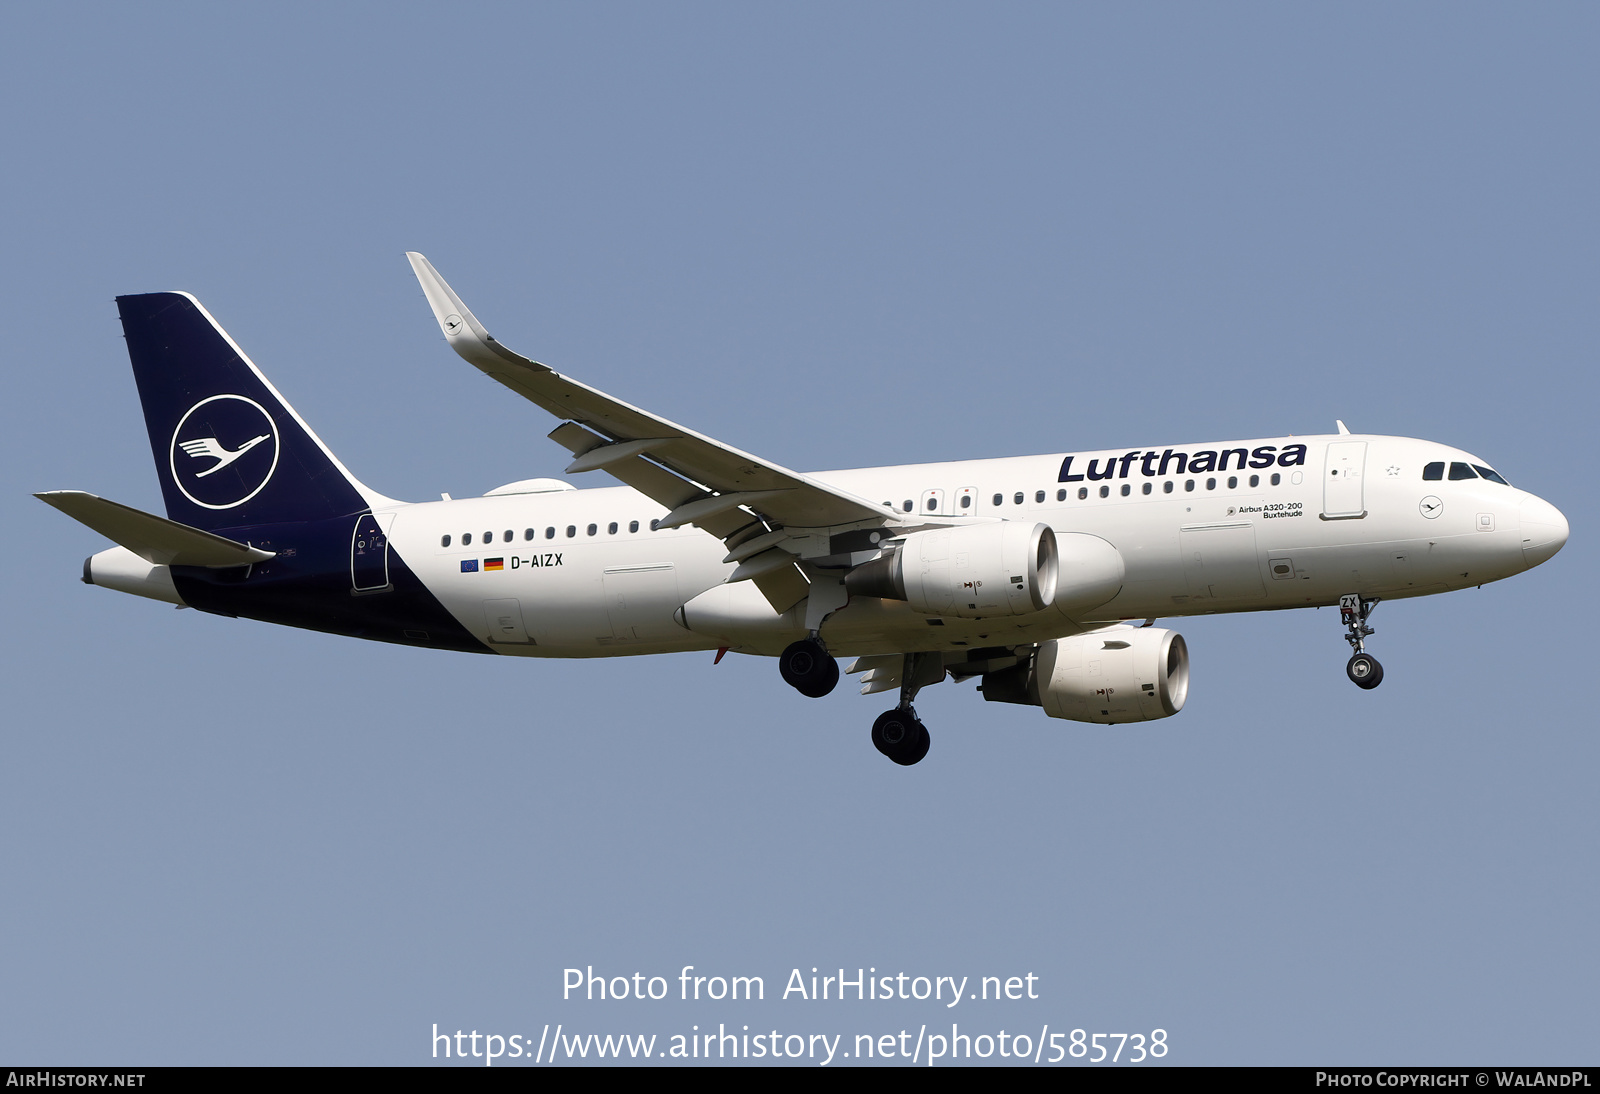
left=1338, top=594, right=1384, bottom=691
left=1346, top=652, right=1384, bottom=690
left=779, top=637, right=839, bottom=698
left=872, top=709, right=930, bottom=766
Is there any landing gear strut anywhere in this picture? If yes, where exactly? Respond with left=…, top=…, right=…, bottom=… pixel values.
left=779, top=635, right=839, bottom=698
left=1339, top=594, right=1383, bottom=690
left=872, top=651, right=939, bottom=766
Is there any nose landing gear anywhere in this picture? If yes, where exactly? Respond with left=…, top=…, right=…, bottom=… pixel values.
left=1340, top=594, right=1383, bottom=690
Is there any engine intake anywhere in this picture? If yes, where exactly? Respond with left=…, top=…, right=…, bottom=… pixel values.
left=846, top=522, right=1058, bottom=619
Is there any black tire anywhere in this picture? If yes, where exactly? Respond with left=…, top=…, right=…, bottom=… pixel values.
left=780, top=638, right=838, bottom=698
left=1346, top=652, right=1384, bottom=690
left=872, top=708, right=914, bottom=752
left=872, top=710, right=929, bottom=765
left=902, top=722, right=931, bottom=765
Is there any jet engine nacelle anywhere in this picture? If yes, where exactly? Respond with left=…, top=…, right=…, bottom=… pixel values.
left=846, top=521, right=1058, bottom=619
left=846, top=524, right=1125, bottom=620
left=983, top=626, right=1189, bottom=724
left=1049, top=532, right=1125, bottom=615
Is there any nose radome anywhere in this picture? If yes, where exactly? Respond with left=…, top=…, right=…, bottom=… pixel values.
left=1519, top=495, right=1569, bottom=569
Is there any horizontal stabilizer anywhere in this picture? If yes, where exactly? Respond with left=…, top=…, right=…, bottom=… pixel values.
left=35, top=491, right=275, bottom=567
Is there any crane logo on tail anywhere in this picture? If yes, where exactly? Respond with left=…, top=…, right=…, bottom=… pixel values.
left=168, top=395, right=280, bottom=510
left=179, top=433, right=271, bottom=477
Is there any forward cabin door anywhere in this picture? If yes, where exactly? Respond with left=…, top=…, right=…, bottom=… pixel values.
left=1322, top=442, right=1368, bottom=519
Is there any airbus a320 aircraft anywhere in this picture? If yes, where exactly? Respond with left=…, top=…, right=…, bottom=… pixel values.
left=37, top=255, right=1569, bottom=765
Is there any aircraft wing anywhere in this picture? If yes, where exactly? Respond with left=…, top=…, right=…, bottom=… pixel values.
left=406, top=252, right=898, bottom=536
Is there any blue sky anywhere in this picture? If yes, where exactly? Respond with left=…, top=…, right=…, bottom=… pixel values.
left=2, top=4, right=1595, bottom=1065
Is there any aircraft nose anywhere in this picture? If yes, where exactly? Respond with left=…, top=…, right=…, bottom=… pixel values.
left=1519, top=495, right=1569, bottom=569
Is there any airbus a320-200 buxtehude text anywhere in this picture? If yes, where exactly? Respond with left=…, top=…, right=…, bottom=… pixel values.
left=37, top=255, right=1570, bottom=765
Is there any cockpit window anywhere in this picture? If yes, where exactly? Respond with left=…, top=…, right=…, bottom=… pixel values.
left=1422, top=462, right=1444, bottom=481
left=1448, top=462, right=1478, bottom=480
left=1472, top=464, right=1510, bottom=485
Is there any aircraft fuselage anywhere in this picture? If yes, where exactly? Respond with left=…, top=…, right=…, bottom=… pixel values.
left=98, top=432, right=1562, bottom=660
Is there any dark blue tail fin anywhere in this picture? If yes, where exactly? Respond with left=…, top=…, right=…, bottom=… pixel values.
left=117, top=292, right=383, bottom=531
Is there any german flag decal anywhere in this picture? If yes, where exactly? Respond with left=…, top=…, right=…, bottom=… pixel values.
left=484, top=557, right=504, bottom=571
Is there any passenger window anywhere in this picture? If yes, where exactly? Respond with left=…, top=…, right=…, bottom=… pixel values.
left=1270, top=473, right=1281, bottom=486
left=1249, top=474, right=1259, bottom=487
left=587, top=524, right=597, bottom=536
left=992, top=494, right=1002, bottom=506
left=1142, top=482, right=1152, bottom=495
left=1227, top=476, right=1237, bottom=489
left=524, top=528, right=535, bottom=541
left=1078, top=487, right=1088, bottom=500
left=1473, top=465, right=1510, bottom=485
left=1206, top=478, right=1216, bottom=490
left=902, top=500, right=913, bottom=512
left=926, top=498, right=938, bottom=511
left=1185, top=480, right=1195, bottom=492
left=1120, top=484, right=1130, bottom=496
left=1035, top=490, right=1045, bottom=503
left=483, top=531, right=492, bottom=543
left=1163, top=481, right=1174, bottom=494
left=463, top=532, right=472, bottom=546
left=503, top=530, right=513, bottom=543
left=545, top=527, right=555, bottom=539
left=1013, top=492, right=1023, bottom=505
left=1056, top=489, right=1067, bottom=502
left=1099, top=485, right=1110, bottom=498
left=608, top=522, right=618, bottom=534
left=1422, top=462, right=1445, bottom=481
left=960, top=495, right=971, bottom=509
left=650, top=519, right=661, bottom=531
left=1449, top=462, right=1478, bottom=480
left=441, top=534, right=451, bottom=548
left=629, top=520, right=639, bottom=533
left=566, top=525, right=576, bottom=537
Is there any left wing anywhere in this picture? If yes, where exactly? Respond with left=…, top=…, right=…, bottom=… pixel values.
left=407, top=253, right=901, bottom=533
left=407, top=254, right=962, bottom=614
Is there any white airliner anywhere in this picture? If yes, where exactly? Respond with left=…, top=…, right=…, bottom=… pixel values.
left=36, top=254, right=1569, bottom=764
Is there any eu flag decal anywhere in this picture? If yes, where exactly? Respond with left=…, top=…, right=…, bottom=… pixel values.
left=460, top=559, right=479, bottom=573
left=484, top=558, right=504, bottom=571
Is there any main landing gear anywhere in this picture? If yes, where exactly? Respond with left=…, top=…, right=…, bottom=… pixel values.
left=1340, top=593, right=1383, bottom=690
left=872, top=651, right=940, bottom=766
left=779, top=635, right=839, bottom=698
left=777, top=638, right=936, bottom=766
